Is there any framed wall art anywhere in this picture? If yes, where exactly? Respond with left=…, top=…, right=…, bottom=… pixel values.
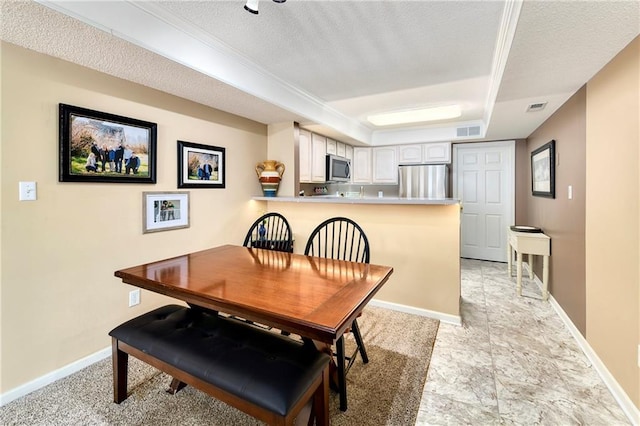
left=531, top=139, right=555, bottom=198
left=59, top=103, right=157, bottom=183
left=143, top=191, right=190, bottom=233
left=177, top=140, right=225, bottom=188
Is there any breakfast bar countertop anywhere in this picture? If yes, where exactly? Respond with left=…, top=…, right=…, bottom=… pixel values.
left=252, top=196, right=460, bottom=205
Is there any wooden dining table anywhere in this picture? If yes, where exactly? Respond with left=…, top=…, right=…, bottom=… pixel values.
left=114, top=244, right=394, bottom=411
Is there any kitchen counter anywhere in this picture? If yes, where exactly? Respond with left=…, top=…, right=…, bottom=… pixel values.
left=252, top=195, right=459, bottom=205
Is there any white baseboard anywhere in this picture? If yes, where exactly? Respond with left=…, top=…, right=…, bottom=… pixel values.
left=0, top=346, right=111, bottom=407
left=528, top=272, right=639, bottom=426
left=369, top=298, right=462, bottom=326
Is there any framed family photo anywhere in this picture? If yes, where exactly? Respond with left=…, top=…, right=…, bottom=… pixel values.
left=142, top=191, right=190, bottom=233
left=177, top=140, right=225, bottom=188
left=531, top=139, right=555, bottom=198
left=59, top=103, right=157, bottom=183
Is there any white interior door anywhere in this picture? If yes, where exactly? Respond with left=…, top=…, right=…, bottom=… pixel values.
left=453, top=141, right=515, bottom=262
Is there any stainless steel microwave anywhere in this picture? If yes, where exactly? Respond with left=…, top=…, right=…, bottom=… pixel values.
left=326, top=154, right=351, bottom=182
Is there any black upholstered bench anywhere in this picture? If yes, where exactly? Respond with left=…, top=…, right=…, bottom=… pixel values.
left=109, top=305, right=330, bottom=425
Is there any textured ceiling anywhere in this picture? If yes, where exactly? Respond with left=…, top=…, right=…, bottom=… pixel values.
left=157, top=1, right=503, bottom=101
left=1, top=0, right=639, bottom=146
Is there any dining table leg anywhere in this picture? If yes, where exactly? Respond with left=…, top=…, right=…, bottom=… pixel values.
left=336, top=335, right=347, bottom=411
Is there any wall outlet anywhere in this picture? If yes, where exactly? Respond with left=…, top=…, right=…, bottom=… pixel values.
left=128, top=289, right=140, bottom=307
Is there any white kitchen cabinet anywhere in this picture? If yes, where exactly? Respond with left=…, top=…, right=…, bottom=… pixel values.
left=298, top=129, right=312, bottom=182
left=423, top=142, right=452, bottom=163
left=337, top=141, right=346, bottom=157
left=326, top=138, right=337, bottom=155
left=373, top=146, right=398, bottom=183
left=399, top=142, right=452, bottom=164
left=398, top=144, right=423, bottom=164
left=352, top=147, right=372, bottom=183
left=299, top=130, right=327, bottom=183
left=311, top=133, right=327, bottom=182
left=345, top=144, right=353, bottom=161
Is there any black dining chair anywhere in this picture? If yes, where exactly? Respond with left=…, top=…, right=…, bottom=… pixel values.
left=243, top=212, right=294, bottom=253
left=304, top=216, right=370, bottom=411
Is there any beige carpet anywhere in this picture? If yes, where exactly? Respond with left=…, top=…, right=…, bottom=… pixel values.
left=0, top=306, right=439, bottom=425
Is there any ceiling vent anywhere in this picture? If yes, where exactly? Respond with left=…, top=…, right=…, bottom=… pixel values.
left=526, top=102, right=547, bottom=112
left=456, top=125, right=481, bottom=138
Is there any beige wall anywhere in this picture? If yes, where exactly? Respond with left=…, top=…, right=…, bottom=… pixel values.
left=0, top=42, right=269, bottom=392
left=267, top=122, right=296, bottom=197
left=585, top=36, right=639, bottom=407
left=526, top=87, right=587, bottom=334
left=265, top=202, right=461, bottom=317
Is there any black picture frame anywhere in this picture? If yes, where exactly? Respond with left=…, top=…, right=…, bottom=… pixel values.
left=177, top=140, right=225, bottom=189
left=59, top=103, right=157, bottom=183
left=531, top=139, right=555, bottom=198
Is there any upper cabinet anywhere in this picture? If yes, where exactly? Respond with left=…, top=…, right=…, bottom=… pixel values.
left=345, top=144, right=353, bottom=161
left=310, top=133, right=327, bottom=182
left=398, top=142, right=452, bottom=164
left=423, top=142, right=451, bottom=163
left=398, top=145, right=423, bottom=164
left=299, top=129, right=312, bottom=182
left=352, top=146, right=398, bottom=184
left=326, top=138, right=337, bottom=155
left=299, top=130, right=327, bottom=183
left=352, top=147, right=372, bottom=183
left=372, top=146, right=398, bottom=183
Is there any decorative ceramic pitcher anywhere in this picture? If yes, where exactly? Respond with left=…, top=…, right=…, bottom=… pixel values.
left=255, top=160, right=285, bottom=197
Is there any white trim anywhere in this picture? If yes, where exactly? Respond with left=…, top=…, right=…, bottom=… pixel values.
left=369, top=298, right=462, bottom=326
left=527, top=272, right=639, bottom=426
left=0, top=346, right=111, bottom=407
left=483, top=0, right=523, bottom=127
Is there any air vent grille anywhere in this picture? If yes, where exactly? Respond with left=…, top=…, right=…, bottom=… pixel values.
left=526, top=102, right=547, bottom=112
left=468, top=126, right=481, bottom=136
left=456, top=125, right=482, bottom=138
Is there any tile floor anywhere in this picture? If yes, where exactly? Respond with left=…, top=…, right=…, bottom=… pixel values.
left=416, top=258, right=631, bottom=425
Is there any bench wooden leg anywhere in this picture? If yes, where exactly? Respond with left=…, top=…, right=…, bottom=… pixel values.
left=312, top=366, right=330, bottom=426
left=167, top=378, right=187, bottom=395
left=112, top=337, right=128, bottom=404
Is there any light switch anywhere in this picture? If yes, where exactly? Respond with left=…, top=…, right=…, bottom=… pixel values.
left=568, top=185, right=573, bottom=200
left=19, top=181, right=37, bottom=201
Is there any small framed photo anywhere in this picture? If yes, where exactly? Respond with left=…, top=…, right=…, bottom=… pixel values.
left=59, top=103, right=157, bottom=183
left=143, top=191, right=190, bottom=233
left=177, top=140, right=225, bottom=188
left=531, top=139, right=556, bottom=198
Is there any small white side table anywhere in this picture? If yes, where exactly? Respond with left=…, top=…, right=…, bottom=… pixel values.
left=507, top=229, right=551, bottom=300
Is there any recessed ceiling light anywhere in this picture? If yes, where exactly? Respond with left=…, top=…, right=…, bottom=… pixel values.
left=367, top=105, right=462, bottom=126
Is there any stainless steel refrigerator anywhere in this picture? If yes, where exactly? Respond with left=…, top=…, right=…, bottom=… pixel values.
left=398, top=164, right=449, bottom=199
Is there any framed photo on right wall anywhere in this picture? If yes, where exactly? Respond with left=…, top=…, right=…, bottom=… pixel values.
left=531, top=139, right=556, bottom=198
